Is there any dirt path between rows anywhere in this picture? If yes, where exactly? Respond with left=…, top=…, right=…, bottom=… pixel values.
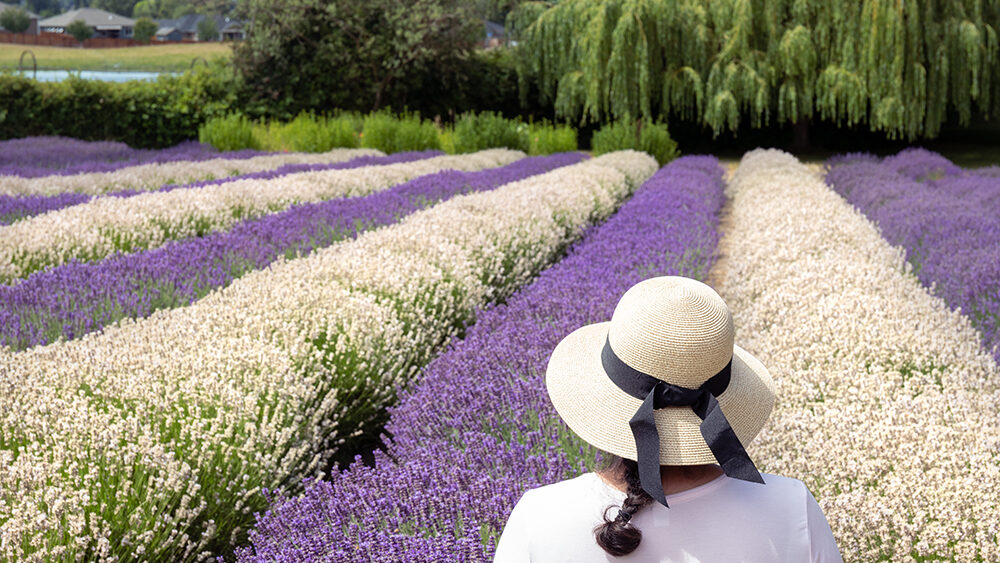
left=703, top=159, right=825, bottom=293
left=703, top=160, right=739, bottom=291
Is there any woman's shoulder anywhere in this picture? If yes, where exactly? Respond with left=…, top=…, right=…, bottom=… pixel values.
left=714, top=472, right=817, bottom=515
left=518, top=472, right=620, bottom=508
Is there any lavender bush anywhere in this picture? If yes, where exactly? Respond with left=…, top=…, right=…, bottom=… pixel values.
left=232, top=155, right=725, bottom=562
left=0, top=136, right=262, bottom=178
left=0, top=153, right=586, bottom=351
left=826, top=150, right=1000, bottom=363
left=0, top=151, right=438, bottom=225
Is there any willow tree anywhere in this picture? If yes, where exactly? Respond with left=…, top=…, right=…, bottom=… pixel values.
left=517, top=0, right=1000, bottom=141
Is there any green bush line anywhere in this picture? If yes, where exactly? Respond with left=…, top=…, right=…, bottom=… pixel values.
left=198, top=110, right=675, bottom=160
left=0, top=64, right=236, bottom=149
left=0, top=63, right=678, bottom=161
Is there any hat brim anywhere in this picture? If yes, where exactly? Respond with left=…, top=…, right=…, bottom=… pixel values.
left=546, top=322, right=776, bottom=465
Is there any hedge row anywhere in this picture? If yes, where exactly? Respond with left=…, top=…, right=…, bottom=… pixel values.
left=0, top=66, right=234, bottom=148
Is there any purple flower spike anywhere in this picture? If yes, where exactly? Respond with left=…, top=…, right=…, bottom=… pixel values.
left=230, top=155, right=726, bottom=562
left=826, top=149, right=1000, bottom=364
left=1, top=153, right=586, bottom=351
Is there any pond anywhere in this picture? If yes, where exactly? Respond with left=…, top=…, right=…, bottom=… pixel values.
left=16, top=69, right=179, bottom=82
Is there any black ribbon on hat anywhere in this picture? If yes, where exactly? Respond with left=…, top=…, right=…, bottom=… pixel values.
left=601, top=337, right=764, bottom=507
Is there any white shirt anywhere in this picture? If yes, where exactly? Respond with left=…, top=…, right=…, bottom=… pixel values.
left=494, top=472, right=842, bottom=562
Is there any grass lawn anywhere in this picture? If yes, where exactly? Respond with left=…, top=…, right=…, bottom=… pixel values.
left=0, top=42, right=233, bottom=72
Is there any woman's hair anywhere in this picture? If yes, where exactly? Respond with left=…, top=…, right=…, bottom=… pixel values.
left=594, top=456, right=653, bottom=557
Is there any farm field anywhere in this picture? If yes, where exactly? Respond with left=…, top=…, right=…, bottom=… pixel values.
left=0, top=42, right=233, bottom=72
left=1, top=139, right=998, bottom=562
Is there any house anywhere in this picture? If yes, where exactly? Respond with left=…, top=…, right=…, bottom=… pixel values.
left=155, top=13, right=243, bottom=41
left=0, top=1, right=39, bottom=35
left=484, top=20, right=506, bottom=48
left=216, top=16, right=243, bottom=40
left=155, top=25, right=182, bottom=41
left=39, top=8, right=135, bottom=38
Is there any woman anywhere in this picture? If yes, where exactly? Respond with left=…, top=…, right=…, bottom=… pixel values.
left=494, top=276, right=841, bottom=561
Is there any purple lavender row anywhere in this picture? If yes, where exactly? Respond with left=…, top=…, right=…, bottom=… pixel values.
left=0, top=136, right=264, bottom=178
left=825, top=151, right=1000, bottom=364
left=0, top=152, right=586, bottom=351
left=232, top=156, right=725, bottom=562
left=0, top=151, right=439, bottom=225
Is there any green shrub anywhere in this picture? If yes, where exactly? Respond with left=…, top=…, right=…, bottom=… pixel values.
left=0, top=6, right=31, bottom=34
left=66, top=19, right=94, bottom=43
left=591, top=117, right=679, bottom=165
left=269, top=112, right=360, bottom=152
left=450, top=111, right=529, bottom=153
left=0, top=62, right=237, bottom=148
left=134, top=17, right=158, bottom=44
left=198, top=113, right=260, bottom=151
left=361, top=111, right=440, bottom=153
left=528, top=121, right=578, bottom=155
left=197, top=17, right=219, bottom=41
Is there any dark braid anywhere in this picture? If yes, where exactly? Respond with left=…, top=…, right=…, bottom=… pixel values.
left=594, top=457, right=654, bottom=556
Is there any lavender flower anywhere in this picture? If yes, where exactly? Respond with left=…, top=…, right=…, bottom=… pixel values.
left=0, top=151, right=439, bottom=226
left=0, top=153, right=586, bottom=350
left=231, top=156, right=725, bottom=562
left=826, top=150, right=1000, bottom=363
left=0, top=136, right=262, bottom=178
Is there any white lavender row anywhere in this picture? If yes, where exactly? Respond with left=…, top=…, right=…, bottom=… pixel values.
left=230, top=155, right=726, bottom=562
left=0, top=137, right=260, bottom=178
left=0, top=149, right=524, bottom=284
left=0, top=147, right=380, bottom=197
left=0, top=151, right=657, bottom=563
left=0, top=153, right=585, bottom=351
left=722, top=149, right=1000, bottom=561
left=0, top=151, right=438, bottom=226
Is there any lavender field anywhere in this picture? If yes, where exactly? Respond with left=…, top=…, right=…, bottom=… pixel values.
left=825, top=149, right=1000, bottom=364
left=1, top=139, right=998, bottom=562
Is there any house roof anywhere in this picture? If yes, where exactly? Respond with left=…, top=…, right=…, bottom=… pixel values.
left=156, top=13, right=200, bottom=34
left=40, top=8, right=135, bottom=28
left=155, top=14, right=242, bottom=35
left=485, top=20, right=505, bottom=39
left=0, top=1, right=39, bottom=19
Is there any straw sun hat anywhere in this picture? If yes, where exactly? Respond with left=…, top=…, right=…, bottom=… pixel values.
left=546, top=276, right=776, bottom=504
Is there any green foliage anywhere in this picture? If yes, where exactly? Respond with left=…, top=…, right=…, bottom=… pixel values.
left=0, top=61, right=238, bottom=148
left=66, top=19, right=94, bottom=43
left=527, top=120, right=577, bottom=154
left=264, top=112, right=361, bottom=151
left=591, top=117, right=678, bottom=165
left=360, top=111, right=441, bottom=153
left=92, top=0, right=139, bottom=17
left=0, top=6, right=31, bottom=34
left=198, top=113, right=259, bottom=151
left=232, top=0, right=481, bottom=117
left=519, top=0, right=1000, bottom=141
left=197, top=17, right=218, bottom=41
left=451, top=111, right=530, bottom=153
left=132, top=0, right=155, bottom=17
left=197, top=111, right=581, bottom=155
left=134, top=17, right=158, bottom=43
left=447, top=111, right=578, bottom=154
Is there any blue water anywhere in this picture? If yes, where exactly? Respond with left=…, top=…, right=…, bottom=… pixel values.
left=18, top=69, right=178, bottom=82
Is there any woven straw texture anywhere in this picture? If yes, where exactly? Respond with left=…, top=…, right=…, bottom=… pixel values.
left=546, top=276, right=775, bottom=465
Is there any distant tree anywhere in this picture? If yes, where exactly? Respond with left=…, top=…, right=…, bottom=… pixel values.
left=131, top=0, right=155, bottom=17
left=519, top=0, right=1000, bottom=143
left=196, top=16, right=217, bottom=40
left=92, top=0, right=137, bottom=16
left=26, top=0, right=60, bottom=19
left=234, top=0, right=479, bottom=114
left=134, top=16, right=157, bottom=42
left=65, top=18, right=93, bottom=43
left=131, top=0, right=199, bottom=19
left=0, top=7, right=32, bottom=33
